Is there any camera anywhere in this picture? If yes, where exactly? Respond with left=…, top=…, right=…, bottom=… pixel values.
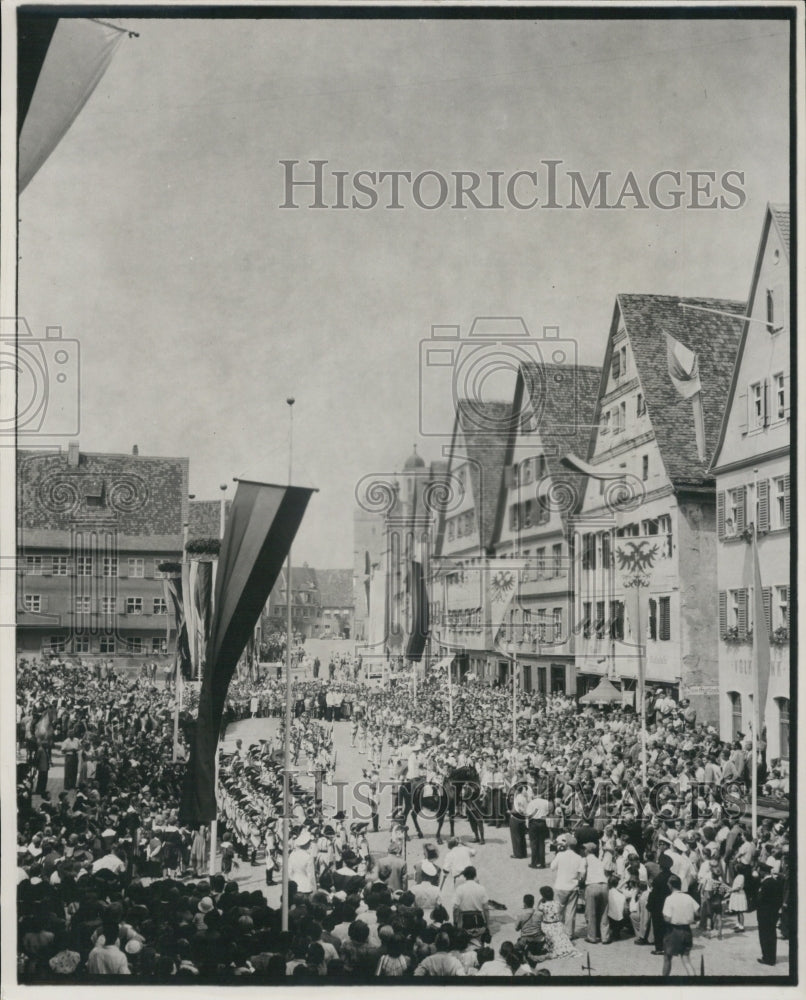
left=0, top=318, right=80, bottom=439
left=419, top=318, right=578, bottom=439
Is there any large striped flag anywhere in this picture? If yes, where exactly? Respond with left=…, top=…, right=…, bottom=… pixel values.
left=180, top=479, right=315, bottom=825
left=183, top=560, right=215, bottom=680
left=405, top=538, right=429, bottom=662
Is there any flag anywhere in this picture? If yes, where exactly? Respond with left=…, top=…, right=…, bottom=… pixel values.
left=164, top=572, right=191, bottom=679
left=405, top=540, right=429, bottom=662
left=617, top=534, right=663, bottom=711
left=488, top=562, right=518, bottom=652
left=180, top=480, right=315, bottom=825
left=19, top=18, right=128, bottom=191
left=752, top=532, right=771, bottom=733
left=185, top=560, right=214, bottom=680
left=664, top=331, right=702, bottom=399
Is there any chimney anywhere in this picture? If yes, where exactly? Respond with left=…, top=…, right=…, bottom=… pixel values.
left=67, top=441, right=79, bottom=467
left=132, top=444, right=139, bottom=456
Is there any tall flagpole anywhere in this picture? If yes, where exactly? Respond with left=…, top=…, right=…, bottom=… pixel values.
left=209, top=484, right=227, bottom=876
left=282, top=398, right=295, bottom=932
left=173, top=520, right=189, bottom=762
left=751, top=468, right=759, bottom=838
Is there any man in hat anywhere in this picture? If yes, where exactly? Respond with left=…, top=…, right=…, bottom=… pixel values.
left=756, top=860, right=784, bottom=966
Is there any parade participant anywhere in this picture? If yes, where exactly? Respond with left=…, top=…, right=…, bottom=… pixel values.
left=508, top=782, right=529, bottom=859
left=756, top=861, right=783, bottom=966
left=288, top=829, right=316, bottom=901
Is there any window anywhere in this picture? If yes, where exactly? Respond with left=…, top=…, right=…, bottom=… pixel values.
left=637, top=393, right=646, bottom=417
left=553, top=607, right=563, bottom=641
left=447, top=520, right=455, bottom=542
left=773, top=372, right=787, bottom=421
left=725, top=487, right=747, bottom=538
left=726, top=588, right=748, bottom=638
left=536, top=610, right=546, bottom=642
left=611, top=351, right=621, bottom=380
left=658, top=514, right=673, bottom=557
left=74, top=635, right=90, bottom=653
left=509, top=505, right=519, bottom=531
left=619, top=401, right=627, bottom=434
left=612, top=406, right=622, bottom=435
left=552, top=543, right=562, bottom=577
left=101, top=597, right=116, bottom=615
left=776, top=586, right=789, bottom=630
left=620, top=346, right=627, bottom=376
left=522, top=499, right=533, bottom=529
left=648, top=599, right=657, bottom=641
left=75, top=596, right=91, bottom=614
left=601, top=410, right=611, bottom=435
left=153, top=597, right=168, bottom=615
left=76, top=556, right=93, bottom=576
left=535, top=547, right=546, bottom=578
left=658, top=596, right=671, bottom=641
left=766, top=289, right=774, bottom=331
left=52, top=556, right=68, bottom=576
left=521, top=459, right=533, bottom=486
left=729, top=692, right=742, bottom=741
left=100, top=636, right=115, bottom=654
left=582, top=601, right=592, bottom=639
left=777, top=698, right=790, bottom=760
left=581, top=533, right=597, bottom=571
left=127, top=637, right=143, bottom=653
left=642, top=455, right=649, bottom=482
left=128, top=558, right=145, bottom=578
left=153, top=564, right=167, bottom=580
left=600, top=532, right=611, bottom=570
left=152, top=637, right=168, bottom=654
left=126, top=597, right=143, bottom=615
left=771, top=476, right=790, bottom=529
left=609, top=600, right=624, bottom=640
left=103, top=557, right=118, bottom=577
left=24, top=594, right=41, bottom=613
left=595, top=600, right=606, bottom=639
left=26, top=556, right=43, bottom=575
left=749, top=381, right=765, bottom=430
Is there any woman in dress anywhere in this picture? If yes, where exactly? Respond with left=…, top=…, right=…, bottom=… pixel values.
left=728, top=872, right=747, bottom=930
left=537, top=885, right=579, bottom=961
left=61, top=730, right=80, bottom=791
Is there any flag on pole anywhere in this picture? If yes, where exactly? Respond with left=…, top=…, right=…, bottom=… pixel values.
left=405, top=538, right=429, bottom=662
left=664, top=331, right=702, bottom=399
left=164, top=572, right=191, bottom=680
left=186, top=560, right=214, bottom=680
left=19, top=18, right=128, bottom=191
left=180, top=480, right=315, bottom=825
left=752, top=532, right=771, bottom=733
left=487, top=562, right=518, bottom=652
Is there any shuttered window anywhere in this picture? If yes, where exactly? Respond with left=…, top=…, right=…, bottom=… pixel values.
left=736, top=588, right=748, bottom=639
left=718, top=591, right=727, bottom=638
left=756, top=479, right=770, bottom=532
left=762, top=587, right=772, bottom=636
left=717, top=491, right=725, bottom=539
left=658, top=596, right=671, bottom=641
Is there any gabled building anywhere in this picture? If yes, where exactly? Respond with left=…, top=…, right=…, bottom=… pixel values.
left=265, top=564, right=320, bottom=639
left=433, top=400, right=511, bottom=681
left=17, top=442, right=188, bottom=658
left=710, top=204, right=791, bottom=759
left=316, top=568, right=355, bottom=638
left=572, top=293, right=744, bottom=723
left=492, top=363, right=602, bottom=695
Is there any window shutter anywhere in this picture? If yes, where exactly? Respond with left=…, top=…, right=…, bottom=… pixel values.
left=783, top=374, right=791, bottom=418
left=783, top=475, right=790, bottom=527
left=737, top=390, right=748, bottom=435
left=784, top=587, right=789, bottom=631
left=762, top=587, right=772, bottom=636
left=718, top=591, right=727, bottom=638
left=716, top=491, right=725, bottom=539
left=757, top=479, right=770, bottom=533
left=737, top=588, right=748, bottom=639
left=735, top=486, right=747, bottom=533
left=611, top=353, right=620, bottom=380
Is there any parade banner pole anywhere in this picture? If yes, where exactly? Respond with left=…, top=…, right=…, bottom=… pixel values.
left=209, top=486, right=227, bottom=876
left=751, top=469, right=758, bottom=838
left=282, top=397, right=295, bottom=932
left=511, top=652, right=517, bottom=744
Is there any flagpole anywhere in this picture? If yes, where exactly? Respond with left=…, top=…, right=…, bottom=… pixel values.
left=751, top=468, right=759, bottom=838
left=282, top=397, right=295, bottom=933
left=173, top=521, right=189, bottom=762
left=209, top=485, right=227, bottom=877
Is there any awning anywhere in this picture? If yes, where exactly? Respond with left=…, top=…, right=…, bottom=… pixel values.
left=579, top=676, right=623, bottom=705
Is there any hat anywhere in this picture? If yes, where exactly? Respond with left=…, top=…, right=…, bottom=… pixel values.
left=295, top=829, right=312, bottom=848
left=673, top=838, right=687, bottom=853
left=125, top=939, right=143, bottom=955
left=421, top=860, right=438, bottom=877
left=198, top=896, right=214, bottom=913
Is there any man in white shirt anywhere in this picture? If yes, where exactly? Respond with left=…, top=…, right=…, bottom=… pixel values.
left=453, top=866, right=490, bottom=936
left=525, top=794, right=551, bottom=869
left=551, top=835, right=585, bottom=939
left=580, top=842, right=609, bottom=944
left=661, top=875, right=699, bottom=976
left=288, top=828, right=316, bottom=898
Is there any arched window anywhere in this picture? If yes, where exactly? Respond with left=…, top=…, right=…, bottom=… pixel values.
left=729, top=691, right=742, bottom=740
left=777, top=698, right=790, bottom=760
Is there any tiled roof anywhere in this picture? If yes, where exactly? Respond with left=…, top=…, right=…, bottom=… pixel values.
left=456, top=399, right=512, bottom=550
left=18, top=448, right=187, bottom=539
left=187, top=499, right=232, bottom=540
left=611, top=294, right=745, bottom=485
left=521, top=362, right=603, bottom=517
left=770, top=204, right=790, bottom=258
left=317, top=568, right=354, bottom=608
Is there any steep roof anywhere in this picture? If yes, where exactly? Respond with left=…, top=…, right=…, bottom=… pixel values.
left=455, top=399, right=512, bottom=550
left=18, top=447, right=188, bottom=540
left=317, top=568, right=354, bottom=608
left=711, top=204, right=790, bottom=471
left=596, top=294, right=744, bottom=486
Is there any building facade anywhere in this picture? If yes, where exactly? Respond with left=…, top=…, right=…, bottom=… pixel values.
left=265, top=564, right=321, bottom=640
left=710, top=205, right=791, bottom=759
left=492, top=363, right=602, bottom=695
left=17, top=442, right=188, bottom=658
left=572, top=293, right=744, bottom=724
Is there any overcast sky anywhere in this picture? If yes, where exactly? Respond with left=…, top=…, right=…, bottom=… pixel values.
left=18, top=15, right=789, bottom=566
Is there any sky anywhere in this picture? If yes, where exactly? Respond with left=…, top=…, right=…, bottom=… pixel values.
left=18, top=14, right=790, bottom=566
